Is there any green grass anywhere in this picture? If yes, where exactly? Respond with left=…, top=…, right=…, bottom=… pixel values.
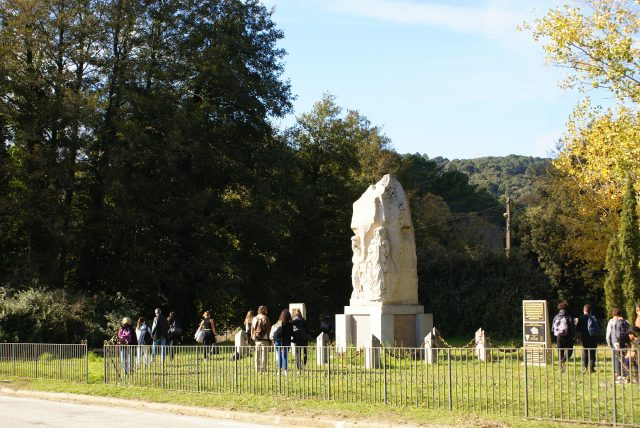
left=1, top=345, right=637, bottom=427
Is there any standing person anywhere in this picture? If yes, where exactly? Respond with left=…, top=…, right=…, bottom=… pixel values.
left=635, top=303, right=640, bottom=330
left=251, top=306, right=271, bottom=372
left=272, top=309, right=293, bottom=374
left=151, top=308, right=169, bottom=362
left=244, top=310, right=255, bottom=345
left=292, top=308, right=309, bottom=370
left=552, top=301, right=575, bottom=367
left=135, top=317, right=151, bottom=367
left=576, top=304, right=600, bottom=372
left=117, top=317, right=137, bottom=374
left=606, top=308, right=630, bottom=383
left=167, top=312, right=182, bottom=361
left=197, top=311, right=218, bottom=360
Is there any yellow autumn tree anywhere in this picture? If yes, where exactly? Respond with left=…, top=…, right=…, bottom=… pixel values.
left=528, top=0, right=640, bottom=214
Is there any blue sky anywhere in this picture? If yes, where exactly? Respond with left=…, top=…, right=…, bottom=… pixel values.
left=262, top=0, right=610, bottom=160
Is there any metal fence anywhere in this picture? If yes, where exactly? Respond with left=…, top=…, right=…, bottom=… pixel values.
left=0, top=342, right=88, bottom=383
left=103, top=344, right=640, bottom=426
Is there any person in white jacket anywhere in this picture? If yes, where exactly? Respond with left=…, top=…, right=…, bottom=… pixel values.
left=606, top=308, right=630, bottom=382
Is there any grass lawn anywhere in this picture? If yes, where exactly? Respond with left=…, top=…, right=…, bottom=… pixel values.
left=0, top=348, right=618, bottom=427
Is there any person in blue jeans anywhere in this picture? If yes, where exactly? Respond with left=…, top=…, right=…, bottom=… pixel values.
left=273, top=309, right=293, bottom=374
left=151, top=308, right=169, bottom=362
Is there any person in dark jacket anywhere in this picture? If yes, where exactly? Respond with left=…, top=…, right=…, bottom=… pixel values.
left=273, top=309, right=293, bottom=374
left=167, top=311, right=180, bottom=360
left=552, top=301, right=575, bottom=367
left=576, top=304, right=599, bottom=372
left=292, top=308, right=309, bottom=370
left=197, top=311, right=218, bottom=360
left=151, top=308, right=169, bottom=362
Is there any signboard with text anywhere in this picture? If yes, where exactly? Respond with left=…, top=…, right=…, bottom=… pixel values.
left=522, top=300, right=550, bottom=365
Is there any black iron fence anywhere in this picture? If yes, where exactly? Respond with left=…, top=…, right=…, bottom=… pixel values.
left=0, top=342, right=88, bottom=383
left=103, top=344, right=640, bottom=426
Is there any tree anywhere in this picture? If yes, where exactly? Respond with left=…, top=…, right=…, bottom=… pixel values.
left=603, top=234, right=623, bottom=319
left=528, top=0, right=640, bottom=215
left=618, top=179, right=640, bottom=322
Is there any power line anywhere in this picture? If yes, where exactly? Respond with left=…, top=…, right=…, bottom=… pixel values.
left=415, top=204, right=503, bottom=230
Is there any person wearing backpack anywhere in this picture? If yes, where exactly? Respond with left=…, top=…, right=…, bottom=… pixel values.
left=606, top=307, right=630, bottom=382
left=552, top=301, right=575, bottom=367
left=117, top=317, right=137, bottom=374
left=292, top=308, right=309, bottom=370
left=577, top=304, right=600, bottom=372
left=135, top=317, right=151, bottom=367
left=251, top=305, right=271, bottom=372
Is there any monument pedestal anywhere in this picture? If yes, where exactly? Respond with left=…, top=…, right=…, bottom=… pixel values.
left=336, top=303, right=433, bottom=349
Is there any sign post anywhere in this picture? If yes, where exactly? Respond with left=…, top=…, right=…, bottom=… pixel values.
left=522, top=300, right=550, bottom=365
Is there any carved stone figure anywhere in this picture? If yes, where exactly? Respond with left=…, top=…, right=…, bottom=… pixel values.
left=365, top=226, right=391, bottom=301
left=350, top=174, right=418, bottom=305
left=350, top=236, right=364, bottom=300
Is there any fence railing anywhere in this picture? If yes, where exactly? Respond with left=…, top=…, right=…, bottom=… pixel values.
left=103, top=344, right=640, bottom=426
left=0, top=342, right=88, bottom=383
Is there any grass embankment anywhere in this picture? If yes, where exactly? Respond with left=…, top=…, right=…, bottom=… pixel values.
left=0, top=352, right=593, bottom=428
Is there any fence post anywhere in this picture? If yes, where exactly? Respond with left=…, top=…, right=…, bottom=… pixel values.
left=447, top=348, right=452, bottom=411
left=162, top=350, right=166, bottom=389
left=196, top=350, right=200, bottom=392
left=383, top=347, right=387, bottom=404
left=523, top=348, right=528, bottom=418
left=234, top=347, right=239, bottom=394
left=84, top=341, right=88, bottom=383
left=12, top=344, right=16, bottom=377
left=103, top=342, right=107, bottom=384
left=326, top=345, right=331, bottom=400
left=612, top=348, right=617, bottom=426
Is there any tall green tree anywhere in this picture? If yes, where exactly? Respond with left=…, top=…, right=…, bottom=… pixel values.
left=604, top=234, right=624, bottom=318
left=619, top=179, right=640, bottom=322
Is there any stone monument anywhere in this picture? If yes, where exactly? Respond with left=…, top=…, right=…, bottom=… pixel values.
left=336, top=174, right=433, bottom=349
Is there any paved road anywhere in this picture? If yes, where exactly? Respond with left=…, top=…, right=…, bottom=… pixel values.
left=0, top=395, right=277, bottom=428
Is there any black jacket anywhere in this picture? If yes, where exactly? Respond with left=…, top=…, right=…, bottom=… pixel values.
left=152, top=314, right=169, bottom=339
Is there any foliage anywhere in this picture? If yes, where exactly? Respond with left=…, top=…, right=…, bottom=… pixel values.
left=618, top=179, right=640, bottom=322
left=518, top=166, right=612, bottom=317
left=436, top=155, right=550, bottom=203
left=0, top=287, right=101, bottom=343
left=527, top=0, right=640, bottom=218
left=553, top=103, right=640, bottom=214
left=603, top=234, right=623, bottom=319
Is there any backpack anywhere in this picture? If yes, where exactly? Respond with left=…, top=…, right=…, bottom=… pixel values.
left=254, top=316, right=268, bottom=339
left=614, top=318, right=630, bottom=346
left=587, top=315, right=600, bottom=337
left=143, top=329, right=153, bottom=345
left=169, top=323, right=183, bottom=338
left=553, top=315, right=569, bottom=337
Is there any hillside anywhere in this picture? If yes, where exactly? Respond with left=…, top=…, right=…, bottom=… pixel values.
left=433, top=155, right=551, bottom=203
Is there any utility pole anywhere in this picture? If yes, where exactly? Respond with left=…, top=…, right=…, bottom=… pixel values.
left=505, top=196, right=511, bottom=258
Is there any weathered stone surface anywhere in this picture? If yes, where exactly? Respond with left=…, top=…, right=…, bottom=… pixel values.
left=350, top=174, right=418, bottom=305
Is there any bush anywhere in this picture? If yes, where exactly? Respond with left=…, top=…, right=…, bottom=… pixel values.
left=0, top=287, right=101, bottom=343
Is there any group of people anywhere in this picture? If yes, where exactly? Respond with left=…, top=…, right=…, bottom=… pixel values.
left=247, top=306, right=309, bottom=373
left=116, top=308, right=182, bottom=371
left=552, top=301, right=640, bottom=383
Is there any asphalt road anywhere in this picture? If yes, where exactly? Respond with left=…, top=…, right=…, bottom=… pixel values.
left=0, top=395, right=278, bottom=428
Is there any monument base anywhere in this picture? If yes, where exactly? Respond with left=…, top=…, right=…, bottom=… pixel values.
left=335, top=304, right=433, bottom=349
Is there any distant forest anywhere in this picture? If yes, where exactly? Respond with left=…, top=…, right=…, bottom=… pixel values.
left=0, top=0, right=632, bottom=345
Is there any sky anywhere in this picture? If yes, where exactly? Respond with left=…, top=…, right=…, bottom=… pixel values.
left=261, top=0, right=610, bottom=160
